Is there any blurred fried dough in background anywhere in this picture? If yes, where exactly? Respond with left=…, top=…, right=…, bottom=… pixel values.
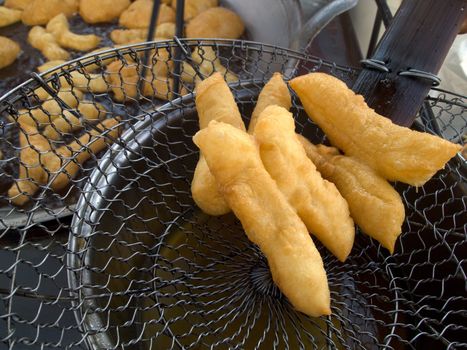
left=0, top=36, right=20, bottom=69
left=46, top=13, right=101, bottom=51
left=119, top=1, right=175, bottom=29
left=0, top=6, right=22, bottom=27
left=186, top=7, right=244, bottom=39
left=171, top=0, right=217, bottom=21
left=79, top=0, right=130, bottom=24
left=21, top=0, right=78, bottom=25
left=4, top=0, right=32, bottom=10
left=28, top=26, right=70, bottom=60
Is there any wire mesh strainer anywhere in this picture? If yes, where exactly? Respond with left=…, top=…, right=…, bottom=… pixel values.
left=0, top=40, right=466, bottom=349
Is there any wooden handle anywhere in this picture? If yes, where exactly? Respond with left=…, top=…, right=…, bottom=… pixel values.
left=352, top=0, right=466, bottom=126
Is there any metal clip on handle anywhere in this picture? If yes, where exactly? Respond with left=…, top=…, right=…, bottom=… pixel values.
left=353, top=0, right=466, bottom=126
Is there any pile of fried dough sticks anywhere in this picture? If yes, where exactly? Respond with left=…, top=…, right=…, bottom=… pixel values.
left=191, top=72, right=461, bottom=317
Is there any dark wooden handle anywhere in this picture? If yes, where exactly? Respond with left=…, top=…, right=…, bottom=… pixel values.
left=352, top=0, right=466, bottom=126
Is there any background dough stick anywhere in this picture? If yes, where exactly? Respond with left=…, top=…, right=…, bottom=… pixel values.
left=119, top=1, right=175, bottom=29
left=46, top=14, right=101, bottom=51
left=186, top=7, right=244, bottom=39
left=299, top=136, right=405, bottom=253
left=290, top=73, right=462, bottom=186
left=70, top=71, right=108, bottom=93
left=8, top=124, right=50, bottom=205
left=28, top=26, right=70, bottom=61
left=41, top=89, right=84, bottom=117
left=44, top=117, right=120, bottom=191
left=193, top=121, right=331, bottom=317
left=248, top=73, right=291, bottom=133
left=0, top=36, right=20, bottom=69
left=254, top=106, right=355, bottom=262
left=21, top=0, right=78, bottom=25
left=191, top=72, right=245, bottom=216
left=0, top=6, right=22, bottom=27
left=79, top=0, right=130, bottom=24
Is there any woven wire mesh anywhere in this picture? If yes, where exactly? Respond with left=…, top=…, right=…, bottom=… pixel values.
left=0, top=40, right=465, bottom=349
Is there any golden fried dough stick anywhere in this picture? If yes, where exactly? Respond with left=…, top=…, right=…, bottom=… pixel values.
left=8, top=124, right=50, bottom=206
left=0, top=6, right=22, bottom=27
left=0, top=36, right=20, bottom=69
left=106, top=61, right=140, bottom=102
left=44, top=117, right=121, bottom=191
left=254, top=106, right=355, bottom=262
left=81, top=47, right=116, bottom=72
left=191, top=73, right=245, bottom=216
left=10, top=89, right=83, bottom=126
left=79, top=0, right=130, bottom=24
left=195, top=72, right=244, bottom=130
left=4, top=0, right=32, bottom=10
left=106, top=52, right=175, bottom=102
left=186, top=7, right=244, bottom=39
left=42, top=110, right=81, bottom=140
left=32, top=77, right=71, bottom=101
left=42, top=101, right=107, bottom=140
left=181, top=47, right=237, bottom=84
left=299, top=136, right=405, bottom=253
left=194, top=121, right=331, bottom=317
left=41, top=89, right=84, bottom=115
left=171, top=0, right=217, bottom=21
left=46, top=14, right=101, bottom=52
left=21, top=0, right=78, bottom=25
left=11, top=109, right=49, bottom=127
left=37, top=60, right=66, bottom=73
left=77, top=101, right=107, bottom=122
left=44, top=100, right=107, bottom=133
left=119, top=1, right=175, bottom=29
left=69, top=71, right=108, bottom=93
left=248, top=73, right=291, bottom=133
left=28, top=26, right=70, bottom=61
left=290, top=73, right=462, bottom=186
left=111, top=24, right=175, bottom=45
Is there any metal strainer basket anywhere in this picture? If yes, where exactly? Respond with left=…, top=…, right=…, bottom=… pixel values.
left=0, top=39, right=465, bottom=349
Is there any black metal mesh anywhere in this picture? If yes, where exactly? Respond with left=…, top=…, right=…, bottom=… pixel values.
left=0, top=40, right=465, bottom=349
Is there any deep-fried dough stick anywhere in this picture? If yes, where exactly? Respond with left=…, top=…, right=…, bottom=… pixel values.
left=28, top=26, right=70, bottom=61
left=37, top=60, right=66, bottom=73
left=44, top=117, right=121, bottom=191
left=8, top=124, right=50, bottom=206
left=110, top=23, right=175, bottom=45
left=181, top=47, right=237, bottom=84
left=46, top=14, right=101, bottom=51
left=21, top=0, right=77, bottom=26
left=248, top=73, right=291, bottom=133
left=0, top=36, right=20, bottom=69
left=42, top=101, right=107, bottom=140
left=4, top=0, right=32, bottom=10
left=186, top=7, right=244, bottom=39
left=290, top=73, right=462, bottom=186
left=191, top=72, right=245, bottom=216
left=194, top=121, right=331, bottom=317
left=298, top=136, right=405, bottom=253
left=8, top=118, right=120, bottom=205
left=254, top=106, right=355, bottom=262
left=106, top=60, right=174, bottom=101
left=70, top=71, right=109, bottom=93
left=119, top=1, right=175, bottom=29
left=0, top=6, right=22, bottom=27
